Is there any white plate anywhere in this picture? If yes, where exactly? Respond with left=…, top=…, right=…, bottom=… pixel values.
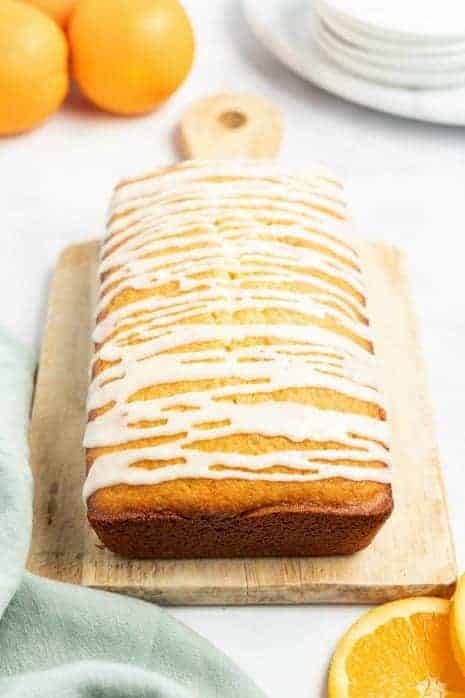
left=315, top=19, right=465, bottom=88
left=320, top=0, right=465, bottom=40
left=318, top=4, right=465, bottom=56
left=317, top=17, right=465, bottom=69
left=316, top=34, right=465, bottom=89
left=242, top=0, right=465, bottom=126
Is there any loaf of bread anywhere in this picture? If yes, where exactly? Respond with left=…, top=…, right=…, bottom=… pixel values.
left=83, top=160, right=393, bottom=558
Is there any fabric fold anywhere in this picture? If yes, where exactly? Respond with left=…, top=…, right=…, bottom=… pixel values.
left=0, top=329, right=34, bottom=618
left=0, top=328, right=265, bottom=698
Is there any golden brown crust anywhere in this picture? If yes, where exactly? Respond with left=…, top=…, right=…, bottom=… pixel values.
left=88, top=484, right=393, bottom=558
left=88, top=477, right=390, bottom=517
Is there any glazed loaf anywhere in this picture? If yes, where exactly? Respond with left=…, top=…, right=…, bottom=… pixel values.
left=83, top=160, right=393, bottom=558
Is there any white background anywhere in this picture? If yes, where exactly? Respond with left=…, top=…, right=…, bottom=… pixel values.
left=1, top=1, right=465, bottom=696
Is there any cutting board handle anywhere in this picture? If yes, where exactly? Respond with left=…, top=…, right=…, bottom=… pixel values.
left=179, top=93, right=283, bottom=159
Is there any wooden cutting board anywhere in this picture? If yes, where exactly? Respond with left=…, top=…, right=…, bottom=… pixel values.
left=27, top=238, right=456, bottom=604
left=27, top=95, right=457, bottom=603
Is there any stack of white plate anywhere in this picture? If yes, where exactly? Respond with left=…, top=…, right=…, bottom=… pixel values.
left=314, top=0, right=465, bottom=88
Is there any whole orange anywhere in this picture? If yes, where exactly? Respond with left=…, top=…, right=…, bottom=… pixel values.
left=69, top=0, right=194, bottom=115
left=0, top=0, right=69, bottom=136
left=22, top=0, right=77, bottom=27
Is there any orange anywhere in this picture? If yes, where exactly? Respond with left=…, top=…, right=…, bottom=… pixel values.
left=328, top=597, right=465, bottom=697
left=22, top=0, right=76, bottom=27
left=451, top=574, right=465, bottom=677
left=69, top=0, right=194, bottom=115
left=0, top=0, right=69, bottom=136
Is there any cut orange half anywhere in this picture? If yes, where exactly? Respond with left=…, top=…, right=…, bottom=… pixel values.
left=451, top=574, right=465, bottom=680
left=328, top=597, right=465, bottom=697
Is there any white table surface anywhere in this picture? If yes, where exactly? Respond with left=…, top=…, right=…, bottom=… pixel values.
left=1, top=1, right=465, bottom=695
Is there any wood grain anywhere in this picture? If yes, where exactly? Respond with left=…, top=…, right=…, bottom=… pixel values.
left=179, top=94, right=283, bottom=159
left=27, top=240, right=457, bottom=604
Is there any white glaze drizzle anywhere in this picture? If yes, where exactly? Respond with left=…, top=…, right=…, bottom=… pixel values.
left=83, top=160, right=391, bottom=500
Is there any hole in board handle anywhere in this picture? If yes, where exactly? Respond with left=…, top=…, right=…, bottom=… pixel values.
left=218, top=110, right=247, bottom=129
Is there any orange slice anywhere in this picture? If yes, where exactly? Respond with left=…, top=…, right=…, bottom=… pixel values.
left=328, top=597, right=465, bottom=697
left=451, top=574, right=465, bottom=679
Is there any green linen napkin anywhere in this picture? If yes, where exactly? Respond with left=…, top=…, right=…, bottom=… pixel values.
left=0, top=328, right=265, bottom=698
